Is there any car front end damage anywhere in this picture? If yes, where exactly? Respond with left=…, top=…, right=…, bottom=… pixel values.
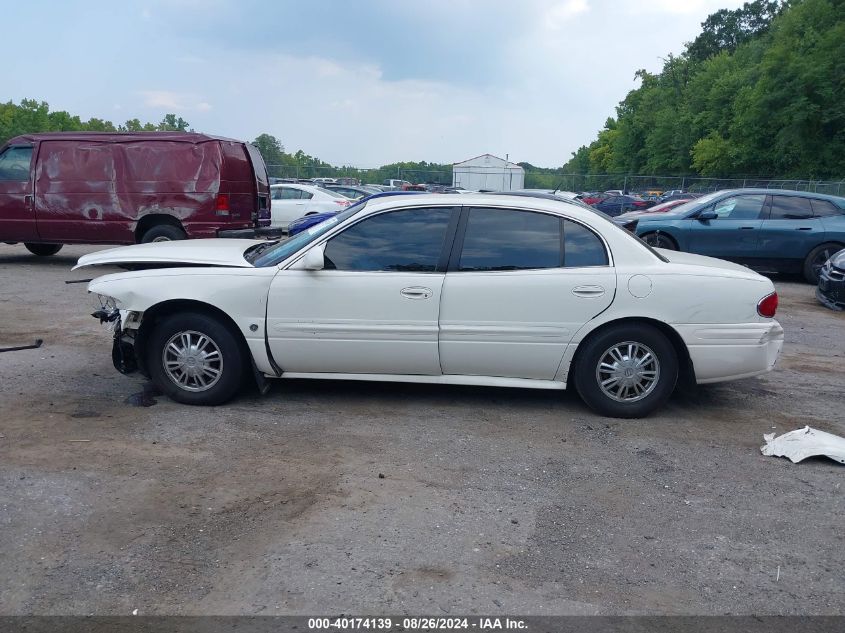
left=91, top=294, right=145, bottom=376
left=816, top=254, right=845, bottom=311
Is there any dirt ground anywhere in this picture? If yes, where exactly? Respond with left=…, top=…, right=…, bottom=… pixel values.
left=1, top=243, right=843, bottom=616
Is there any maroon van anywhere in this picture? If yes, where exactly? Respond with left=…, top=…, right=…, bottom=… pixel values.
left=0, top=132, right=273, bottom=256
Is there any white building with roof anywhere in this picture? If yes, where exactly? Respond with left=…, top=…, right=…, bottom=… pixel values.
left=452, top=153, right=525, bottom=191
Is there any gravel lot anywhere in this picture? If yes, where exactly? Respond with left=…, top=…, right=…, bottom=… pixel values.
left=1, top=243, right=843, bottom=616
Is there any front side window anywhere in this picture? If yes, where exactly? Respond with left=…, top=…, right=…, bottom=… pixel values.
left=769, top=196, right=813, bottom=220
left=712, top=194, right=766, bottom=220
left=323, top=207, right=452, bottom=272
left=458, top=208, right=560, bottom=271
left=0, top=146, right=33, bottom=181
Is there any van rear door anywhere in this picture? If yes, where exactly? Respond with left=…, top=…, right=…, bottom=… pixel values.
left=244, top=143, right=271, bottom=227
left=0, top=143, right=37, bottom=241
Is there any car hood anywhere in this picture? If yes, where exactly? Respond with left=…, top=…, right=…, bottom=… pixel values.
left=73, top=239, right=261, bottom=270
left=636, top=211, right=686, bottom=222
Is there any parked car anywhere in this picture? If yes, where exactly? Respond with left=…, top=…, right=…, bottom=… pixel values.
left=288, top=191, right=425, bottom=236
left=661, top=192, right=702, bottom=203
left=578, top=192, right=609, bottom=205
left=325, top=185, right=376, bottom=200
left=660, top=189, right=687, bottom=200
left=634, top=189, right=845, bottom=283
left=593, top=195, right=654, bottom=216
left=614, top=199, right=692, bottom=223
left=513, top=189, right=579, bottom=200
left=383, top=179, right=412, bottom=190
left=269, top=183, right=351, bottom=227
left=0, top=132, right=272, bottom=255
left=76, top=193, right=783, bottom=419
left=816, top=248, right=845, bottom=310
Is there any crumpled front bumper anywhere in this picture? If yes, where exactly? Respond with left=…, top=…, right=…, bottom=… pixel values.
left=816, top=268, right=845, bottom=311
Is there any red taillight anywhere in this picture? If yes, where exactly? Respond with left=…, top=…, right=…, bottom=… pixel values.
left=335, top=199, right=350, bottom=207
left=757, top=292, right=778, bottom=318
left=215, top=193, right=230, bottom=216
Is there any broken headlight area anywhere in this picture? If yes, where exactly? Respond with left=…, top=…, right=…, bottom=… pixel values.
left=91, top=294, right=120, bottom=325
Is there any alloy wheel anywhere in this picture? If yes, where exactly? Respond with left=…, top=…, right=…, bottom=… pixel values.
left=596, top=341, right=660, bottom=403
left=162, top=330, right=223, bottom=392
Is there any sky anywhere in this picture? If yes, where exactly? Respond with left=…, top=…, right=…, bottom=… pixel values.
left=5, top=0, right=746, bottom=168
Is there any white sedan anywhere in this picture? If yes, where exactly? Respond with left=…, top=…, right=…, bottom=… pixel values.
left=269, top=183, right=351, bottom=227
left=75, top=194, right=784, bottom=418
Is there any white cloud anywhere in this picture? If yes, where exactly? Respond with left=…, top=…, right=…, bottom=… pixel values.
left=139, top=90, right=212, bottom=112
left=544, top=0, right=589, bottom=30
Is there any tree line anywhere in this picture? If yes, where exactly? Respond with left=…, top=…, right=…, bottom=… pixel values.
left=563, top=0, right=845, bottom=180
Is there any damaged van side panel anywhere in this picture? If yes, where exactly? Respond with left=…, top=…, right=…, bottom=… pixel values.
left=0, top=132, right=268, bottom=246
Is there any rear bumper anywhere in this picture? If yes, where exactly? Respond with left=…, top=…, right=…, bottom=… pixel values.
left=675, top=321, right=784, bottom=384
left=218, top=227, right=285, bottom=239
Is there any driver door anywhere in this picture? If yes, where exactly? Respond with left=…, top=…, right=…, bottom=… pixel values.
left=0, top=144, right=36, bottom=242
left=266, top=206, right=458, bottom=375
left=687, top=193, right=766, bottom=260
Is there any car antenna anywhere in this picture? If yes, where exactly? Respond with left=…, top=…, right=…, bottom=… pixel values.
left=552, top=179, right=565, bottom=196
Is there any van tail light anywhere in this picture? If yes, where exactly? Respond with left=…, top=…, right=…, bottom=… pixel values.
left=215, top=193, right=230, bottom=216
left=757, top=292, right=778, bottom=318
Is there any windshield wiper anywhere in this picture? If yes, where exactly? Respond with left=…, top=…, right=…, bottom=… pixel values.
left=245, top=240, right=280, bottom=261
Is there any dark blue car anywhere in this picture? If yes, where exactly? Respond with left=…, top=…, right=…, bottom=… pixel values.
left=634, top=189, right=845, bottom=283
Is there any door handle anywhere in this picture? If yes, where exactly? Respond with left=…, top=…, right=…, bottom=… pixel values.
left=795, top=227, right=812, bottom=231
left=572, top=285, right=605, bottom=298
left=400, top=286, right=433, bottom=300
left=24, top=194, right=33, bottom=208
left=739, top=226, right=755, bottom=230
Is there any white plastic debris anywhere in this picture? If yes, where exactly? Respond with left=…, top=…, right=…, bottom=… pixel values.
left=761, top=426, right=845, bottom=465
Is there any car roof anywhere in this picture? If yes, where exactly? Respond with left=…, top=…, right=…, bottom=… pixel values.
left=8, top=131, right=238, bottom=144
left=702, top=188, right=845, bottom=203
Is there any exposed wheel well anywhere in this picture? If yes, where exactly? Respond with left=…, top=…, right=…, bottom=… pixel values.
left=567, top=317, right=695, bottom=390
left=134, top=299, right=250, bottom=377
left=134, top=214, right=185, bottom=243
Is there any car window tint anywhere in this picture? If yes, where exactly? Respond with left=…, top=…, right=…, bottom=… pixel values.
left=0, top=146, right=32, bottom=181
left=323, top=207, right=451, bottom=272
left=811, top=199, right=843, bottom=217
left=769, top=196, right=813, bottom=220
left=564, top=220, right=608, bottom=267
left=712, top=195, right=766, bottom=220
left=300, top=191, right=314, bottom=200
left=459, top=208, right=560, bottom=271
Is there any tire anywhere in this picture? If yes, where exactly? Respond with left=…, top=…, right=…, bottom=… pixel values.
left=642, top=232, right=677, bottom=250
left=24, top=243, right=63, bottom=256
left=803, top=242, right=842, bottom=284
left=147, top=312, right=245, bottom=405
left=573, top=323, right=679, bottom=419
left=140, top=224, right=186, bottom=243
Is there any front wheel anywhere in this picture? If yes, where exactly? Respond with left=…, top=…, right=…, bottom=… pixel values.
left=147, top=312, right=245, bottom=405
left=25, top=243, right=63, bottom=256
left=803, top=242, right=842, bottom=284
left=573, top=324, right=678, bottom=418
left=642, top=233, right=677, bottom=250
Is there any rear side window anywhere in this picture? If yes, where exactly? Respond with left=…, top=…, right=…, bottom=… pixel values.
left=0, top=146, right=32, bottom=181
left=272, top=187, right=300, bottom=200
left=811, top=199, right=843, bottom=217
left=459, top=208, right=560, bottom=271
left=324, top=207, right=452, bottom=272
left=769, top=196, right=813, bottom=220
left=564, top=220, right=608, bottom=267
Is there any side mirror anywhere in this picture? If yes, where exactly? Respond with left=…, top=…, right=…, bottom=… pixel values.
left=697, top=210, right=717, bottom=221
left=296, top=244, right=325, bottom=271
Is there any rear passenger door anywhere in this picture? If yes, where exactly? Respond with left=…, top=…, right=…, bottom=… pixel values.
left=438, top=207, right=616, bottom=380
left=756, top=195, right=823, bottom=267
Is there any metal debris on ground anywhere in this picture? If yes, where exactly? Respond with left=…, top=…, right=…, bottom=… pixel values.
left=761, top=426, right=845, bottom=465
left=0, top=339, right=44, bottom=353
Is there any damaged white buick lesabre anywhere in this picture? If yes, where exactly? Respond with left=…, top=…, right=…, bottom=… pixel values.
left=75, top=193, right=784, bottom=418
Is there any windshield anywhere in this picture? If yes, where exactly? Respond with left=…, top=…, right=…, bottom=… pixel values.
left=246, top=203, right=364, bottom=267
left=671, top=190, right=723, bottom=215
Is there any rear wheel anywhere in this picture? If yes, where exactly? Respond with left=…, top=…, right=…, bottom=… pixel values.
left=803, top=242, right=842, bottom=284
left=574, top=324, right=678, bottom=418
left=642, top=232, right=677, bottom=250
left=140, top=224, right=186, bottom=243
left=24, top=243, right=63, bottom=256
left=147, top=312, right=245, bottom=405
